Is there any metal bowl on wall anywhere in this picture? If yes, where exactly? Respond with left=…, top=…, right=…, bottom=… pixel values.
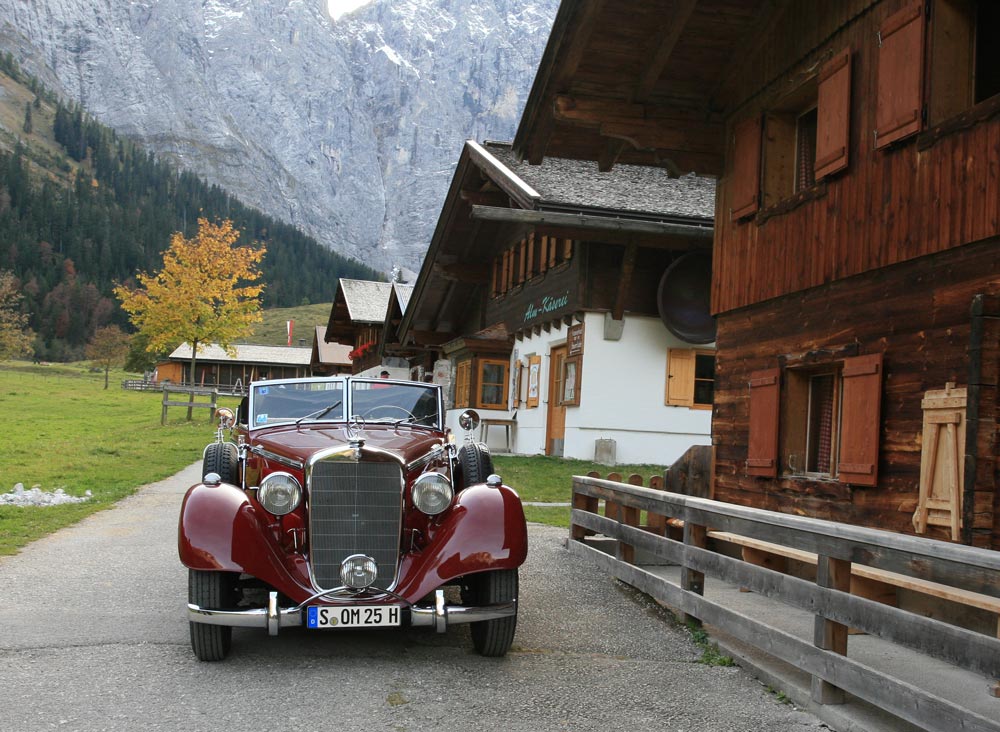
left=656, top=251, right=716, bottom=344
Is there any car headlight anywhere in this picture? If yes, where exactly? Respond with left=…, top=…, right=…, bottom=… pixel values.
left=341, top=554, right=378, bottom=589
left=412, top=471, right=454, bottom=515
left=257, top=472, right=302, bottom=516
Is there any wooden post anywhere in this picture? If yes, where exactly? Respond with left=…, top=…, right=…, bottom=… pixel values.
left=646, top=475, right=667, bottom=535
left=571, top=490, right=598, bottom=541
left=681, top=520, right=707, bottom=627
left=812, top=554, right=851, bottom=704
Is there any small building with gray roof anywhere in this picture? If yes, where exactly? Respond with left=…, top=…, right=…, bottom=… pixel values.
left=397, top=139, right=717, bottom=464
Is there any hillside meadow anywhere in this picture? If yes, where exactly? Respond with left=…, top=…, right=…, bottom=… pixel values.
left=0, top=361, right=667, bottom=555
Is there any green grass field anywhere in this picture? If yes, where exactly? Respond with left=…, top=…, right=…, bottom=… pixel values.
left=494, top=454, right=667, bottom=528
left=0, top=360, right=667, bottom=554
left=246, top=302, right=333, bottom=346
left=0, top=361, right=240, bottom=555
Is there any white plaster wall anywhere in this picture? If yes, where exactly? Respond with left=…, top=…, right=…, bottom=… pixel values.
left=506, top=313, right=713, bottom=465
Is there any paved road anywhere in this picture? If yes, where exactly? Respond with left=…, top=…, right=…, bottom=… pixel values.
left=0, top=463, right=826, bottom=732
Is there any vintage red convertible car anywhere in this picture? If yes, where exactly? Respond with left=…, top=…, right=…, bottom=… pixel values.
left=179, top=376, right=527, bottom=661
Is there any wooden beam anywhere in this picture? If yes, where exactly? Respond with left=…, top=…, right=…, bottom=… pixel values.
left=469, top=205, right=714, bottom=239
left=613, top=243, right=638, bottom=321
left=598, top=138, right=627, bottom=172
left=710, top=0, right=795, bottom=104
left=433, top=261, right=491, bottom=283
left=459, top=189, right=509, bottom=207
left=521, top=0, right=608, bottom=164
left=599, top=119, right=721, bottom=154
left=632, top=0, right=698, bottom=102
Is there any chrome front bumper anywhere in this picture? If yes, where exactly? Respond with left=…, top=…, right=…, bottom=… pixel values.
left=187, top=589, right=516, bottom=636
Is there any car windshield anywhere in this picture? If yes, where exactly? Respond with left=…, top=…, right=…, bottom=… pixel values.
left=350, top=380, right=441, bottom=427
left=247, top=378, right=441, bottom=429
left=251, top=380, right=345, bottom=426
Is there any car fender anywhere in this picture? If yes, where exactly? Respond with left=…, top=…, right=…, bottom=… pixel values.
left=394, top=483, right=528, bottom=600
left=178, top=482, right=313, bottom=598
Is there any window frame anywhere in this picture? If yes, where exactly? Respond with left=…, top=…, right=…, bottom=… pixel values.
left=782, top=364, right=844, bottom=479
left=559, top=355, right=582, bottom=407
left=476, top=357, right=509, bottom=411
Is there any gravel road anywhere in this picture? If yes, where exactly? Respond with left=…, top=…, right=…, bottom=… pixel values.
left=0, top=462, right=827, bottom=732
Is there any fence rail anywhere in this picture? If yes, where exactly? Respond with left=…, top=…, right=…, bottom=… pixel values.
left=122, top=379, right=245, bottom=396
left=570, top=471, right=1000, bottom=732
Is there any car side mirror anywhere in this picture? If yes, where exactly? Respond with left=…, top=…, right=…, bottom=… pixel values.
left=458, top=409, right=480, bottom=434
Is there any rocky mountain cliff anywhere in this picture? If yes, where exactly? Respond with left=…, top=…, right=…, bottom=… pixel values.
left=0, top=0, right=557, bottom=273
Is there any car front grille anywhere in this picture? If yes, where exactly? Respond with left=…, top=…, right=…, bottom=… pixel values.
left=308, top=459, right=403, bottom=590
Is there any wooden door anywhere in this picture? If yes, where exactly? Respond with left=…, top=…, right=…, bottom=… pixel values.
left=546, top=345, right=567, bottom=456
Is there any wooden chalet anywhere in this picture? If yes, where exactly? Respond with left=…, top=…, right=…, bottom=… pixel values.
left=324, top=278, right=412, bottom=375
left=310, top=326, right=352, bottom=376
left=159, top=342, right=312, bottom=387
left=397, top=139, right=716, bottom=463
left=514, top=0, right=1000, bottom=549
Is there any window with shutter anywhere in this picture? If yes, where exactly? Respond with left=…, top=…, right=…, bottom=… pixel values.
left=815, top=50, right=851, bottom=179
left=782, top=365, right=843, bottom=477
left=838, top=353, right=883, bottom=486
left=761, top=78, right=821, bottom=207
left=730, top=116, right=762, bottom=220
left=666, top=349, right=715, bottom=408
left=747, top=368, right=780, bottom=477
left=875, top=1, right=925, bottom=149
left=927, top=0, right=1000, bottom=125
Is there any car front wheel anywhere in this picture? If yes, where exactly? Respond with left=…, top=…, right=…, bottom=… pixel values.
left=188, top=569, right=237, bottom=661
left=463, top=569, right=518, bottom=657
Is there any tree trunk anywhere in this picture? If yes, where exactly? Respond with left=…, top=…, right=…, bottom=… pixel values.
left=104, top=365, right=109, bottom=390
left=187, top=340, right=198, bottom=421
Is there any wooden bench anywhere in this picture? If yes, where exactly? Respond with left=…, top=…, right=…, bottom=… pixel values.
left=479, top=418, right=516, bottom=452
left=709, top=530, right=1000, bottom=629
left=708, top=529, right=1000, bottom=696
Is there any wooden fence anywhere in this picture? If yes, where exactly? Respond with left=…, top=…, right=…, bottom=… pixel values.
left=161, top=385, right=220, bottom=425
left=123, top=379, right=245, bottom=396
left=570, top=470, right=1000, bottom=732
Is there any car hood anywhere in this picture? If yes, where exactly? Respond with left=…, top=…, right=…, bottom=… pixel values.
left=248, top=423, right=446, bottom=467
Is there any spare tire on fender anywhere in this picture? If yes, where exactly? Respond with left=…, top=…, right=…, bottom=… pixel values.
left=457, top=441, right=493, bottom=488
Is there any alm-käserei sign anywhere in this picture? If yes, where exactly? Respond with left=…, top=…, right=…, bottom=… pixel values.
left=523, top=291, right=570, bottom=323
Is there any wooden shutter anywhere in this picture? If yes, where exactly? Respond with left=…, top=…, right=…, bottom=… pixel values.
left=455, top=359, right=471, bottom=409
left=747, top=368, right=780, bottom=477
left=730, top=116, right=762, bottom=220
left=838, top=353, right=883, bottom=486
left=526, top=355, right=541, bottom=409
left=875, top=1, right=925, bottom=149
left=666, top=349, right=695, bottom=406
left=815, top=49, right=852, bottom=179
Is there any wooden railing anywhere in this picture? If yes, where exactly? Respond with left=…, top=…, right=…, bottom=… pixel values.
left=569, top=474, right=1000, bottom=732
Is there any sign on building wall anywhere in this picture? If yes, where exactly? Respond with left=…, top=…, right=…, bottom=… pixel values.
left=568, top=322, right=584, bottom=357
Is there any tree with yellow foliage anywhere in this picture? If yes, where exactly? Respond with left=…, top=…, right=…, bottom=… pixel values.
left=115, top=219, right=265, bottom=386
left=0, top=270, right=35, bottom=359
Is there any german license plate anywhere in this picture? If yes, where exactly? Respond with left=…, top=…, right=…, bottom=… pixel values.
left=306, top=605, right=401, bottom=629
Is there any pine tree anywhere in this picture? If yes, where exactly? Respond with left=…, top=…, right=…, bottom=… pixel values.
left=22, top=101, right=32, bottom=134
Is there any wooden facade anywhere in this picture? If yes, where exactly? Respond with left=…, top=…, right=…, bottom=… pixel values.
left=513, top=0, right=1000, bottom=548
left=712, top=0, right=1000, bottom=315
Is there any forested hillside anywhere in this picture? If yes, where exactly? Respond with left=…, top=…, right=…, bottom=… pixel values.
left=0, top=54, right=381, bottom=361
